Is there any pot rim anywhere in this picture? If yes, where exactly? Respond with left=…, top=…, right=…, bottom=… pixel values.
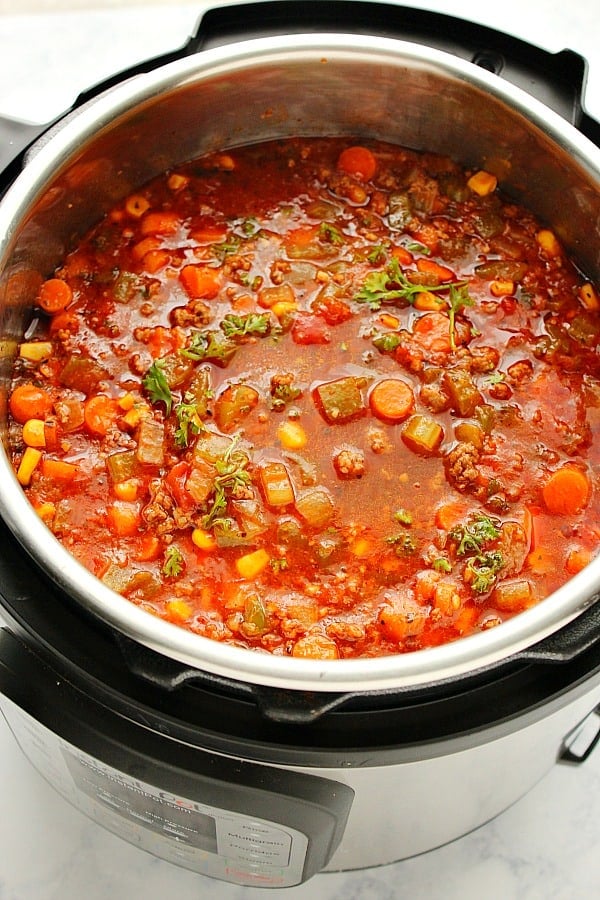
left=1, top=32, right=600, bottom=692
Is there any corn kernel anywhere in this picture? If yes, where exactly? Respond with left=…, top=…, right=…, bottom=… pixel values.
left=536, top=229, right=561, bottom=257
left=192, top=528, right=217, bottom=552
left=166, top=599, right=193, bottom=621
left=277, top=419, right=307, bottom=450
left=113, top=479, right=139, bottom=502
left=490, top=279, right=515, bottom=297
left=235, top=548, right=270, bottom=579
left=19, top=341, right=52, bottom=362
left=579, top=282, right=600, bottom=311
left=22, top=418, right=46, bottom=448
left=413, top=290, right=446, bottom=311
left=271, top=300, right=298, bottom=319
left=17, top=447, right=42, bottom=485
left=467, top=170, right=497, bottom=196
left=34, top=501, right=56, bottom=524
left=379, top=313, right=400, bottom=329
left=167, top=173, right=189, bottom=191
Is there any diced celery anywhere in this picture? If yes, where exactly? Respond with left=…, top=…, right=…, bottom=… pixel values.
left=314, top=377, right=366, bottom=424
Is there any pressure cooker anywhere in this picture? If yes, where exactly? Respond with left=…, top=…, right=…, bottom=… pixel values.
left=1, top=1, right=599, bottom=887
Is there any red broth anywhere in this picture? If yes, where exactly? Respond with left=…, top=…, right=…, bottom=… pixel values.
left=8, top=138, right=600, bottom=659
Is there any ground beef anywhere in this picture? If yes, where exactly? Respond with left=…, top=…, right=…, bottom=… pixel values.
left=445, top=441, right=481, bottom=493
left=333, top=446, right=366, bottom=479
left=169, top=298, right=211, bottom=328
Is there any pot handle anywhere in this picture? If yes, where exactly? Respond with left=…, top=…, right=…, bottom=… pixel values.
left=514, top=600, right=600, bottom=663
left=196, top=0, right=596, bottom=131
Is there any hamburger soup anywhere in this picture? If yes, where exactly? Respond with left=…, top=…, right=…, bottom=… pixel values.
left=7, top=138, right=600, bottom=660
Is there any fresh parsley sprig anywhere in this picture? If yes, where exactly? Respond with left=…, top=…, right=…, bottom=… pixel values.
left=142, top=360, right=173, bottom=415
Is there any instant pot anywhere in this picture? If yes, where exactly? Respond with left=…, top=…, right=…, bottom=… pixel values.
left=1, top=1, right=600, bottom=887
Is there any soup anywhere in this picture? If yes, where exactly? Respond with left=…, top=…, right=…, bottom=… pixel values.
left=7, top=137, right=600, bottom=659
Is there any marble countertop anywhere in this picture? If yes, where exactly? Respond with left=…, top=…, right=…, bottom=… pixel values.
left=1, top=2, right=600, bottom=898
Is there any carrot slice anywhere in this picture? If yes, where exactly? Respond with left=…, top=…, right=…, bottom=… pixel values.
left=84, top=395, right=119, bottom=437
left=9, top=383, right=53, bottom=423
left=542, top=466, right=590, bottom=516
left=38, top=278, right=73, bottom=314
left=369, top=378, right=414, bottom=423
left=41, top=458, right=78, bottom=482
left=337, top=145, right=377, bottom=181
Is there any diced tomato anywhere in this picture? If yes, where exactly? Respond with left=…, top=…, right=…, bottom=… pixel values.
left=291, top=313, right=331, bottom=345
left=165, top=461, right=195, bottom=512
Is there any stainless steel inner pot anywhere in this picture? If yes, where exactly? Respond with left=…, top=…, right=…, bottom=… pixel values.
left=1, top=34, right=600, bottom=693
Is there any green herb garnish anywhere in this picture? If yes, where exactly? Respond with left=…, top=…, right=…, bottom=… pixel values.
left=162, top=545, right=185, bottom=578
left=174, top=400, right=204, bottom=449
left=143, top=360, right=173, bottom=415
left=450, top=513, right=501, bottom=556
left=202, top=435, right=253, bottom=530
left=447, top=283, right=475, bottom=351
left=318, top=222, right=345, bottom=245
left=181, top=330, right=237, bottom=366
left=466, top=550, right=504, bottom=593
left=220, top=312, right=271, bottom=339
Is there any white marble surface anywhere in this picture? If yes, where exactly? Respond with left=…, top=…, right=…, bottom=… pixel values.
left=1, top=1, right=600, bottom=898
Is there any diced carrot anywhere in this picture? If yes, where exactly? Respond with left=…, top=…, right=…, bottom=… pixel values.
left=142, top=249, right=171, bottom=274
left=467, top=170, right=497, bottom=196
left=350, top=537, right=373, bottom=557
left=135, top=533, right=161, bottom=562
left=139, top=210, right=179, bottom=236
left=190, top=222, right=228, bottom=243
left=369, top=378, right=414, bottom=423
left=107, top=502, right=141, bottom=537
left=235, top=548, right=270, bottom=579
left=84, top=394, right=119, bottom=437
left=37, top=278, right=73, bottom=314
left=41, top=458, right=78, bottom=482
left=132, top=236, right=161, bottom=261
left=179, top=264, right=221, bottom=300
left=337, top=145, right=377, bottom=181
left=416, top=257, right=456, bottom=283
left=454, top=605, right=479, bottom=634
left=565, top=547, right=594, bottom=575
left=434, top=499, right=473, bottom=531
left=9, top=383, right=53, bottom=423
left=391, top=245, right=414, bottom=266
left=542, top=465, right=590, bottom=516
left=526, top=546, right=555, bottom=576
